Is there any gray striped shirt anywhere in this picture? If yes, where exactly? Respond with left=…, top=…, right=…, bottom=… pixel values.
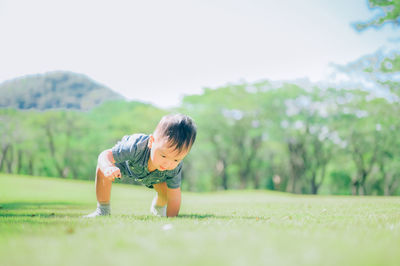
left=111, top=134, right=182, bottom=189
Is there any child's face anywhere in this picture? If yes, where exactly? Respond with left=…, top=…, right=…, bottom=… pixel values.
left=148, top=135, right=189, bottom=172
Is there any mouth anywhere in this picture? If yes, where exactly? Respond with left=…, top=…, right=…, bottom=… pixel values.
left=159, top=166, right=166, bottom=171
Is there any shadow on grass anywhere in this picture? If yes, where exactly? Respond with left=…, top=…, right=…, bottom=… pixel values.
left=178, top=214, right=217, bottom=219
left=0, top=201, right=84, bottom=209
left=117, top=213, right=270, bottom=221
left=116, top=214, right=219, bottom=220
left=0, top=201, right=86, bottom=218
left=178, top=214, right=270, bottom=220
left=1, top=202, right=270, bottom=221
left=0, top=213, right=57, bottom=218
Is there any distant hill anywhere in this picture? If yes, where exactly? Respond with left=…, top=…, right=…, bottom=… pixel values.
left=0, top=71, right=125, bottom=110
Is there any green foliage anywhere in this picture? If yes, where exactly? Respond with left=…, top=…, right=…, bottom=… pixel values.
left=354, top=0, right=400, bottom=31
left=328, top=170, right=352, bottom=195
left=380, top=53, right=400, bottom=73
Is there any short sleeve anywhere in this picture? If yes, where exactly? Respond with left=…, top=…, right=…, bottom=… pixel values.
left=165, top=163, right=182, bottom=189
left=112, top=134, right=146, bottom=164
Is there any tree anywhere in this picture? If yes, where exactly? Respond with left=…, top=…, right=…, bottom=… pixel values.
left=354, top=0, right=400, bottom=31
left=0, top=109, right=18, bottom=173
left=280, top=86, right=338, bottom=194
left=353, top=0, right=400, bottom=193
left=181, top=81, right=283, bottom=191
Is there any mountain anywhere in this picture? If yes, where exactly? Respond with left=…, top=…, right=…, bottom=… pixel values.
left=0, top=71, right=125, bottom=110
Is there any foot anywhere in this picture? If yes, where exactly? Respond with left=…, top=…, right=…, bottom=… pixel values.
left=83, top=203, right=110, bottom=218
left=150, top=196, right=166, bottom=217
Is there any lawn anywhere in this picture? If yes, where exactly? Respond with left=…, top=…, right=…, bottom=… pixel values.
left=0, top=174, right=399, bottom=266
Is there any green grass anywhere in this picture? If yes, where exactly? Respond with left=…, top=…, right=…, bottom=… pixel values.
left=1, top=174, right=399, bottom=266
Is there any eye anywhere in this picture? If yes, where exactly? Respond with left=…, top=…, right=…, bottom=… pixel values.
left=161, top=155, right=166, bottom=158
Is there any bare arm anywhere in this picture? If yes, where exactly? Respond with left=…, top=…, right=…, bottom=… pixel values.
left=166, top=187, right=181, bottom=217
left=98, top=149, right=121, bottom=180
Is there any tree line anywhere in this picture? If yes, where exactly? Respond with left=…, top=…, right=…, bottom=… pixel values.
left=1, top=69, right=399, bottom=195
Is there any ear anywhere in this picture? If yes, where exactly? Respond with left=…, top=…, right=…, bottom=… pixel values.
left=148, top=135, right=154, bottom=149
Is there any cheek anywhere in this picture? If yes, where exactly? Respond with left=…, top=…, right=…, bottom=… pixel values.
left=155, top=153, right=165, bottom=165
left=169, top=161, right=179, bottom=169
left=163, top=159, right=172, bottom=167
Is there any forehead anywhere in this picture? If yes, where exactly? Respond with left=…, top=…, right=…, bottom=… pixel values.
left=156, top=137, right=189, bottom=157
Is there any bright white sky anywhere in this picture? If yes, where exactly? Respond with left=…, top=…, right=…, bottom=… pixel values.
left=0, top=0, right=397, bottom=108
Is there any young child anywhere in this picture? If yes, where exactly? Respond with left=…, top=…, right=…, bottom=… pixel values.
left=85, top=114, right=196, bottom=218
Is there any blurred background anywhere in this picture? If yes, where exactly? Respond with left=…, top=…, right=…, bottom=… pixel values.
left=0, top=0, right=399, bottom=195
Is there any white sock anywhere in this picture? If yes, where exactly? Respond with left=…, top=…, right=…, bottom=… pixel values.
left=150, top=196, right=166, bottom=217
left=83, top=202, right=110, bottom=218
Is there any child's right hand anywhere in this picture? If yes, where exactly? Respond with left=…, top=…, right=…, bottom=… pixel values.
left=103, top=166, right=121, bottom=181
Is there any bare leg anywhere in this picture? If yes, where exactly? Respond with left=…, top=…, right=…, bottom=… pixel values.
left=151, top=182, right=168, bottom=216
left=95, top=167, right=112, bottom=204
left=83, top=167, right=112, bottom=217
left=153, top=182, right=168, bottom=206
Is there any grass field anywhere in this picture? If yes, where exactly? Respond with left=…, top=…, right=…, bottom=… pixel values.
left=0, top=174, right=399, bottom=266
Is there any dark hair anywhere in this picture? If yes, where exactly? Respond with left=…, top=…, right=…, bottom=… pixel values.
left=154, top=114, right=197, bottom=152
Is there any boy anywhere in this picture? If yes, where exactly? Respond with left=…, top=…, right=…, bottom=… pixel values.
left=85, top=114, right=196, bottom=218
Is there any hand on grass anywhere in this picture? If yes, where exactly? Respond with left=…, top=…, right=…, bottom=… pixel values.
left=103, top=166, right=121, bottom=181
